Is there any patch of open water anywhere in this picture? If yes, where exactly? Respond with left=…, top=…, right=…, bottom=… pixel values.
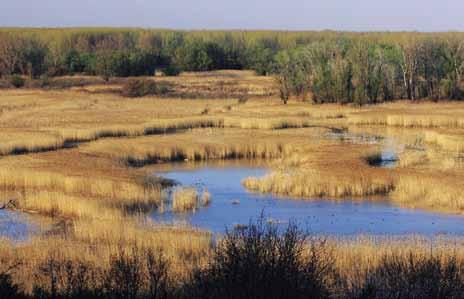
left=0, top=209, right=36, bottom=240
left=151, top=165, right=464, bottom=236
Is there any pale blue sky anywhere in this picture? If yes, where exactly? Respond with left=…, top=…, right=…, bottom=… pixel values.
left=0, top=0, right=461, bottom=31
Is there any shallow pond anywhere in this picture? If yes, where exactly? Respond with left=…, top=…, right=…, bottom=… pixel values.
left=0, top=210, right=35, bottom=240
left=152, top=164, right=464, bottom=236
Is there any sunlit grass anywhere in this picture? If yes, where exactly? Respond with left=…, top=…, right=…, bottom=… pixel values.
left=172, top=187, right=199, bottom=212
left=1, top=71, right=464, bottom=296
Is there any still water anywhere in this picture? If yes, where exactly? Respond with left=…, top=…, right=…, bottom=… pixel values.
left=0, top=210, right=35, bottom=240
left=152, top=165, right=464, bottom=236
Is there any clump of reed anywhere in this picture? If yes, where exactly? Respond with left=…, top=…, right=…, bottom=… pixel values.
left=223, top=116, right=313, bottom=130
left=171, top=188, right=213, bottom=212
left=0, top=168, right=161, bottom=206
left=397, top=150, right=429, bottom=167
left=243, top=169, right=395, bottom=198
left=391, top=174, right=464, bottom=213
left=0, top=134, right=65, bottom=156
left=16, top=191, right=122, bottom=220
left=424, top=130, right=464, bottom=153
left=170, top=187, right=213, bottom=213
left=172, top=188, right=200, bottom=212
left=349, top=113, right=464, bottom=129
left=81, top=128, right=296, bottom=167
left=58, top=117, right=224, bottom=143
left=200, top=190, right=211, bottom=207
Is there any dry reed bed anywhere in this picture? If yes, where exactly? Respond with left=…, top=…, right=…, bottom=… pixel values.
left=228, top=98, right=353, bottom=119
left=57, top=117, right=225, bottom=143
left=391, top=171, right=464, bottom=213
left=0, top=148, right=165, bottom=215
left=171, top=187, right=211, bottom=212
left=0, top=131, right=65, bottom=156
left=0, top=167, right=160, bottom=206
left=349, top=113, right=464, bottom=128
left=79, top=128, right=324, bottom=166
left=0, top=127, right=327, bottom=230
left=397, top=150, right=429, bottom=167
left=3, top=232, right=464, bottom=296
left=0, top=88, right=238, bottom=155
left=15, top=190, right=123, bottom=220
left=330, top=236, right=464, bottom=289
left=347, top=101, right=464, bottom=128
left=424, top=129, right=464, bottom=153
left=1, top=73, right=464, bottom=292
left=243, top=143, right=464, bottom=213
left=243, top=170, right=395, bottom=198
left=243, top=143, right=396, bottom=199
left=0, top=117, right=225, bottom=156
left=172, top=188, right=200, bottom=212
left=0, top=221, right=212, bottom=294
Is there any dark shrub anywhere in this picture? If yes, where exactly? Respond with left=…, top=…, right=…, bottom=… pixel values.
left=356, top=253, right=464, bottom=299
left=0, top=79, right=13, bottom=89
left=33, top=255, right=104, bottom=299
left=49, top=77, right=106, bottom=89
left=32, top=247, right=171, bottom=299
left=238, top=93, right=249, bottom=104
left=185, top=219, right=334, bottom=299
left=122, top=79, right=158, bottom=98
left=145, top=249, right=170, bottom=299
left=104, top=246, right=171, bottom=299
left=9, top=75, right=25, bottom=88
left=163, top=64, right=182, bottom=76
left=157, top=83, right=171, bottom=95
left=24, top=75, right=50, bottom=89
left=0, top=272, right=21, bottom=299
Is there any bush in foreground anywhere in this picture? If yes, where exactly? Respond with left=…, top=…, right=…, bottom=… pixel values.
left=0, top=272, right=22, bottom=299
left=185, top=219, right=334, bottom=299
left=4, top=221, right=464, bottom=299
left=356, top=253, right=464, bottom=299
left=31, top=247, right=171, bottom=299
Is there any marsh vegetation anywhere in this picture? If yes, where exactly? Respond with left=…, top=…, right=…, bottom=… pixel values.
left=0, top=33, right=464, bottom=297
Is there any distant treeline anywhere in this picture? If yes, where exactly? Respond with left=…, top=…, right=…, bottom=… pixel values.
left=274, top=34, right=464, bottom=104
left=0, top=29, right=463, bottom=103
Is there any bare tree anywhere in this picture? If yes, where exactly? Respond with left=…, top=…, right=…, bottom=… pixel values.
left=0, top=33, right=22, bottom=77
left=398, top=37, right=422, bottom=100
left=443, top=36, right=464, bottom=99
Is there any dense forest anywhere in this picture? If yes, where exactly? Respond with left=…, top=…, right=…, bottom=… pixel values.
left=0, top=28, right=463, bottom=104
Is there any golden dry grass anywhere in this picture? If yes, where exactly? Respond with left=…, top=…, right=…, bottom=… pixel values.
left=172, top=187, right=199, bottom=212
left=348, top=101, right=464, bottom=128
left=329, top=236, right=464, bottom=289
left=1, top=71, right=464, bottom=295
left=16, top=190, right=122, bottom=220
left=79, top=127, right=323, bottom=167
left=424, top=129, right=464, bottom=153
left=201, top=190, right=211, bottom=207
left=0, top=72, right=463, bottom=215
left=391, top=172, right=464, bottom=212
left=0, top=223, right=212, bottom=294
